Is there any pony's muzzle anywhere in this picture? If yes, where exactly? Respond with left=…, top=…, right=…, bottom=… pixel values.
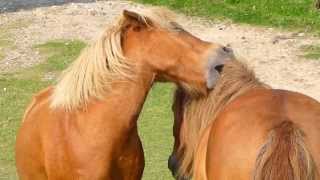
left=206, top=46, right=234, bottom=89
left=168, top=155, right=190, bottom=180
left=168, top=155, right=179, bottom=177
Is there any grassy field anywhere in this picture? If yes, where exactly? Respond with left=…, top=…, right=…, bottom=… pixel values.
left=137, top=0, right=320, bottom=35
left=0, top=39, right=174, bottom=179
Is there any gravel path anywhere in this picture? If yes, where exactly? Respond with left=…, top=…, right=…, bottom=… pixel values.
left=0, top=0, right=319, bottom=100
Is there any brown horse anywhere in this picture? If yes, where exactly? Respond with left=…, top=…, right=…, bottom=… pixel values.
left=15, top=8, right=234, bottom=180
left=169, top=60, right=320, bottom=180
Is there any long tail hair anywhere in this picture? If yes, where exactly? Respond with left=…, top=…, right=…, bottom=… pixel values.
left=253, top=121, right=316, bottom=180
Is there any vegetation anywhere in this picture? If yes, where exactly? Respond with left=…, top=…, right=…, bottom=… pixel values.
left=137, top=0, right=320, bottom=34
left=139, top=84, right=175, bottom=180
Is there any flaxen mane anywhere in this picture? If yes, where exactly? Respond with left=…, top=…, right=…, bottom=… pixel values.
left=50, top=7, right=180, bottom=111
left=176, top=60, right=269, bottom=176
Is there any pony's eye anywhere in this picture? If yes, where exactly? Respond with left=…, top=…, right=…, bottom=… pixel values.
left=174, top=26, right=184, bottom=32
left=170, top=22, right=184, bottom=32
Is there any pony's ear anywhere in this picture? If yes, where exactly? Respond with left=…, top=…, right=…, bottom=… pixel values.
left=123, top=10, right=149, bottom=26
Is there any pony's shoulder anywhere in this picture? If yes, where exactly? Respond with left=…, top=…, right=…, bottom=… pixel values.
left=34, top=86, right=53, bottom=100
left=22, top=86, right=53, bottom=122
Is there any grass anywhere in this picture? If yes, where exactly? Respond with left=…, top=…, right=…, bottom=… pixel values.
left=301, top=44, right=320, bottom=59
left=0, top=78, right=50, bottom=180
left=139, top=84, right=175, bottom=180
left=34, top=40, right=87, bottom=72
left=136, top=0, right=320, bottom=34
left=0, top=39, right=175, bottom=179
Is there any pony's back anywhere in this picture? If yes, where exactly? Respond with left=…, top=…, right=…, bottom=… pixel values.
left=205, top=89, right=319, bottom=180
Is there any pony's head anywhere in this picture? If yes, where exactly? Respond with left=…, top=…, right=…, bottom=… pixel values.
left=121, top=8, right=235, bottom=94
left=51, top=7, right=234, bottom=110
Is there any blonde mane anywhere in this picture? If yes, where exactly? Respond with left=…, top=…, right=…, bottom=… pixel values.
left=176, top=60, right=269, bottom=176
left=50, top=7, right=179, bottom=111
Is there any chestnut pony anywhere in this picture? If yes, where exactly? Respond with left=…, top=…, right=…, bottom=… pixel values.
left=16, top=8, right=233, bottom=180
left=169, top=60, right=320, bottom=180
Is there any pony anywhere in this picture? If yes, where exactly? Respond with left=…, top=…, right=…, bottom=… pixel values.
left=169, top=60, right=320, bottom=180
left=15, top=7, right=234, bottom=180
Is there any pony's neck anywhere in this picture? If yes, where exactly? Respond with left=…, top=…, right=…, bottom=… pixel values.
left=99, top=69, right=154, bottom=124
left=69, top=67, right=155, bottom=133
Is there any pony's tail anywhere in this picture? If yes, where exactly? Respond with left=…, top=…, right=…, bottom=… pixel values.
left=253, top=121, right=316, bottom=180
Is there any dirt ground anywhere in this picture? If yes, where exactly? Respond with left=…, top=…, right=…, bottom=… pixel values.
left=0, top=0, right=319, bottom=100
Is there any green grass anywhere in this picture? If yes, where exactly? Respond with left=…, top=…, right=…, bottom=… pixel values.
left=137, top=0, right=320, bottom=34
left=34, top=40, right=87, bottom=72
left=0, top=39, right=175, bottom=179
left=139, top=84, right=175, bottom=180
left=0, top=78, right=50, bottom=180
left=301, top=44, right=320, bottom=59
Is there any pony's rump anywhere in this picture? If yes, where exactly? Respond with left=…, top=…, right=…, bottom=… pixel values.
left=253, top=121, right=316, bottom=180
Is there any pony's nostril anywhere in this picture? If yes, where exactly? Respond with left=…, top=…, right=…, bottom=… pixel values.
left=215, top=64, right=224, bottom=73
left=222, top=46, right=232, bottom=54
